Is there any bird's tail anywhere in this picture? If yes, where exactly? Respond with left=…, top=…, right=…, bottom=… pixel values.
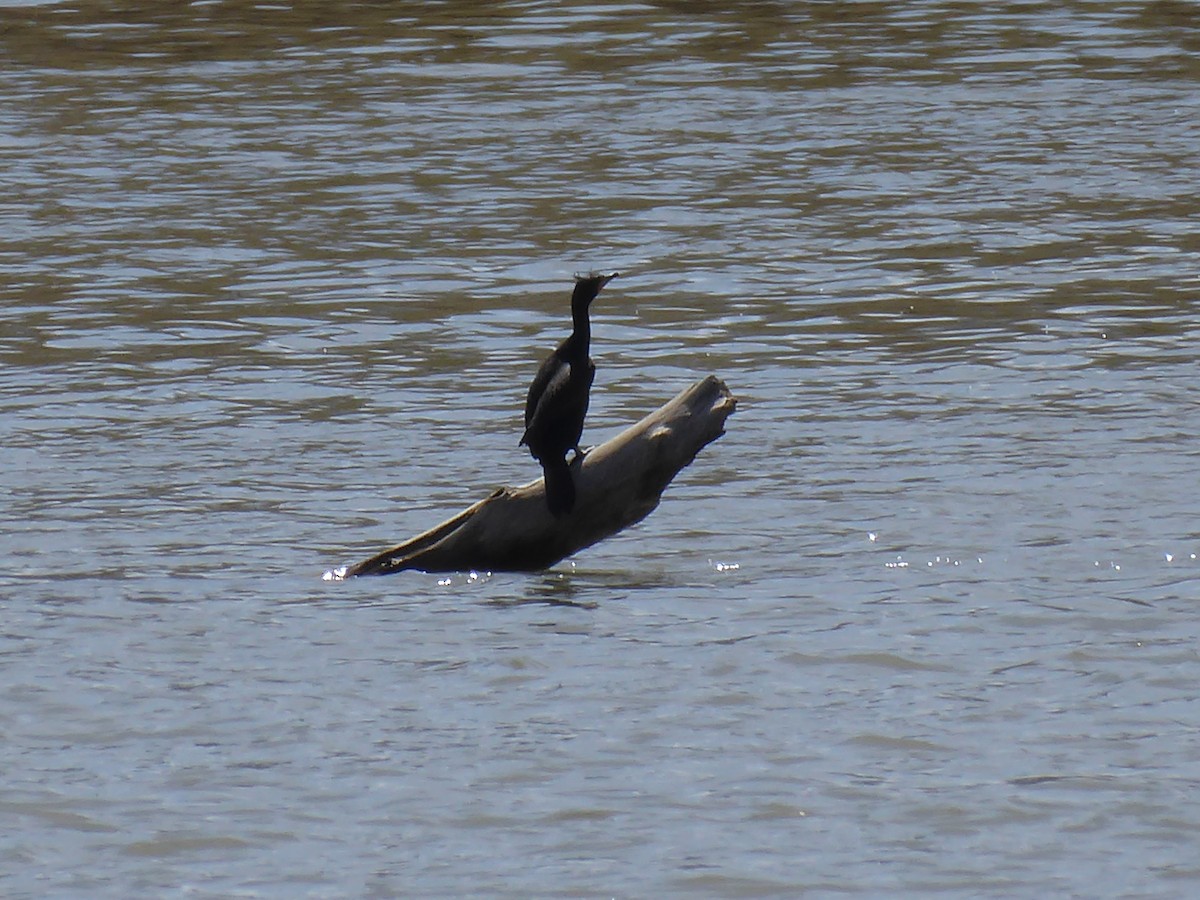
left=541, top=458, right=575, bottom=516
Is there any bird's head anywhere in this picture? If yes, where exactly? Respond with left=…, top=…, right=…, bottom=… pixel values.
left=572, top=271, right=619, bottom=306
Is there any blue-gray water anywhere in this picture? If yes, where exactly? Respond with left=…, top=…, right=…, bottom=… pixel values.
left=2, top=2, right=1199, bottom=896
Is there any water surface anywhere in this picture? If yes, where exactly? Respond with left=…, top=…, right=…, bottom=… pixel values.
left=2, top=2, right=1199, bottom=896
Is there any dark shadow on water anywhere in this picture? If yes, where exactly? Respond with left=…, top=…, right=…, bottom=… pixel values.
left=480, top=563, right=684, bottom=609
left=485, top=573, right=600, bottom=611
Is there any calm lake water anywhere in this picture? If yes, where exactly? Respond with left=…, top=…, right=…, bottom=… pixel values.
left=3, top=1, right=1199, bottom=896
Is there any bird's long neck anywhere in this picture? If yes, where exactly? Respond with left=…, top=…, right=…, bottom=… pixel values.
left=565, top=297, right=591, bottom=359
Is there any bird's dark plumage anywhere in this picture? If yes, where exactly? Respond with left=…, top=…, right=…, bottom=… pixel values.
left=520, top=272, right=618, bottom=515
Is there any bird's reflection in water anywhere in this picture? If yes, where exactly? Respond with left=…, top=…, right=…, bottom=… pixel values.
left=480, top=564, right=683, bottom=610
left=484, top=571, right=599, bottom=610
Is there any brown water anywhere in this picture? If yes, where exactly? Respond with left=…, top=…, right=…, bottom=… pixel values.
left=3, top=2, right=1200, bottom=896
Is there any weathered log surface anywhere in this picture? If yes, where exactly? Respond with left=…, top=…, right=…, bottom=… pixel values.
left=324, top=375, right=736, bottom=578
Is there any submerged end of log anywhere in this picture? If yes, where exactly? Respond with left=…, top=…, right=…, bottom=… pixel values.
left=324, top=375, right=735, bottom=578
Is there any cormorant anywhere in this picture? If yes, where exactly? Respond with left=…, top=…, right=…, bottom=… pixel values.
left=520, top=272, right=619, bottom=515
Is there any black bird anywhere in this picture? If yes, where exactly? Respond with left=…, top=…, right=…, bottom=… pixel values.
left=520, top=272, right=619, bottom=515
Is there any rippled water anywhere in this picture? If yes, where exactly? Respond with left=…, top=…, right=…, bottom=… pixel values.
left=3, top=2, right=1200, bottom=896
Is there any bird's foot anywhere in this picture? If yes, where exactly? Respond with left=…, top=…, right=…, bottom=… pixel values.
left=570, top=446, right=590, bottom=466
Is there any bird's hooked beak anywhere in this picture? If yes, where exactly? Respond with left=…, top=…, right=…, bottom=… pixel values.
left=575, top=271, right=619, bottom=286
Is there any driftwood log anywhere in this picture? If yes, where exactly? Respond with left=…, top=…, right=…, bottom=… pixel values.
left=325, top=375, right=735, bottom=578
